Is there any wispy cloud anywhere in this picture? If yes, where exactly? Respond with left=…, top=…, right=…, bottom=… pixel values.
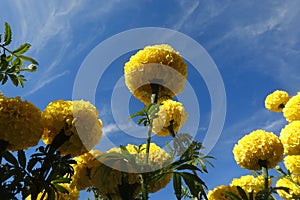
left=24, top=71, right=69, bottom=97
left=3, top=0, right=124, bottom=96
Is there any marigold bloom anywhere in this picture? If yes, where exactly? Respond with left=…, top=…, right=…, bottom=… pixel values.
left=276, top=176, right=300, bottom=200
left=233, top=130, right=284, bottom=170
left=152, top=100, right=188, bottom=136
left=26, top=184, right=79, bottom=200
left=280, top=121, right=300, bottom=155
left=207, top=185, right=238, bottom=200
left=230, top=175, right=270, bottom=197
left=0, top=94, right=43, bottom=151
left=109, top=143, right=172, bottom=170
left=283, top=92, right=300, bottom=122
left=107, top=143, right=172, bottom=193
left=71, top=150, right=102, bottom=190
left=265, top=90, right=290, bottom=112
left=124, top=44, right=188, bottom=104
left=284, top=155, right=300, bottom=174
left=42, top=100, right=103, bottom=157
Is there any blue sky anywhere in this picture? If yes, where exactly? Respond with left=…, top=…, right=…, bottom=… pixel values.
left=1, top=1, right=300, bottom=199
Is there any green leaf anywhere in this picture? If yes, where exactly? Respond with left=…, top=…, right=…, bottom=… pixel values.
left=3, top=22, right=12, bottom=46
left=8, top=74, right=19, bottom=86
left=17, top=75, right=26, bottom=87
left=2, top=151, right=18, bottom=165
left=225, top=191, right=242, bottom=200
left=180, top=172, right=205, bottom=197
left=12, top=43, right=31, bottom=55
left=236, top=186, right=249, bottom=200
left=173, top=173, right=182, bottom=200
left=27, top=157, right=40, bottom=172
left=18, top=55, right=39, bottom=65
left=128, top=110, right=147, bottom=120
left=17, top=150, right=26, bottom=168
left=11, top=57, right=22, bottom=69
left=137, top=117, right=148, bottom=126
left=51, top=177, right=71, bottom=184
left=175, top=163, right=202, bottom=172
left=54, top=184, right=69, bottom=194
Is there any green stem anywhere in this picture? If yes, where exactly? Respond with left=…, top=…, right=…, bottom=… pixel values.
left=259, top=160, right=269, bottom=199
left=141, top=83, right=159, bottom=200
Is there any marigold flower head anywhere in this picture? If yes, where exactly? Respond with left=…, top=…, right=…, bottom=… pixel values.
left=283, top=92, right=300, bottom=122
left=109, top=143, right=172, bottom=170
left=106, top=143, right=172, bottom=193
left=71, top=150, right=102, bottom=190
left=233, top=129, right=284, bottom=170
left=124, top=44, right=188, bottom=104
left=280, top=121, right=300, bottom=155
left=207, top=185, right=238, bottom=200
left=0, top=94, right=43, bottom=151
left=265, top=90, right=290, bottom=112
left=42, top=100, right=103, bottom=157
left=284, top=155, right=300, bottom=174
left=230, top=175, right=270, bottom=197
left=152, top=100, right=188, bottom=136
left=26, top=183, right=79, bottom=200
left=276, top=176, right=300, bottom=200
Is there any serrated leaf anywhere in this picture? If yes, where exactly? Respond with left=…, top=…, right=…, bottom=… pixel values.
left=18, top=55, right=39, bottom=65
left=12, top=43, right=31, bottom=55
left=173, top=173, right=182, bottom=200
left=2, top=151, right=18, bottom=165
left=3, top=22, right=12, bottom=46
left=17, top=150, right=26, bottom=168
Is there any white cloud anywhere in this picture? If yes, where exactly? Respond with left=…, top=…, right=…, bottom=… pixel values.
left=102, top=123, right=120, bottom=135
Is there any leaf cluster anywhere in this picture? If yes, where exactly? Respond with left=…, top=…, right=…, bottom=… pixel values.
left=0, top=129, right=76, bottom=200
left=0, top=22, right=38, bottom=87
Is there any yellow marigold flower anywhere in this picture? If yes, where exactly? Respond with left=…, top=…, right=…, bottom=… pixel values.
left=265, top=90, right=290, bottom=112
left=107, top=143, right=172, bottom=193
left=276, top=176, right=300, bottom=200
left=152, top=100, right=188, bottom=136
left=207, top=185, right=238, bottom=200
left=283, top=92, right=300, bottom=122
left=42, top=100, right=103, bottom=157
left=284, top=155, right=300, bottom=174
left=92, top=161, right=140, bottom=199
left=230, top=175, right=270, bottom=197
left=110, top=143, right=172, bottom=169
left=280, top=121, right=300, bottom=155
left=124, top=44, right=188, bottom=104
left=26, top=184, right=79, bottom=200
left=71, top=150, right=102, bottom=190
left=233, top=130, right=284, bottom=170
left=0, top=94, right=43, bottom=151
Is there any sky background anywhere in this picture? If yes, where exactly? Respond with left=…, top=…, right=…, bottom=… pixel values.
left=1, top=1, right=300, bottom=199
